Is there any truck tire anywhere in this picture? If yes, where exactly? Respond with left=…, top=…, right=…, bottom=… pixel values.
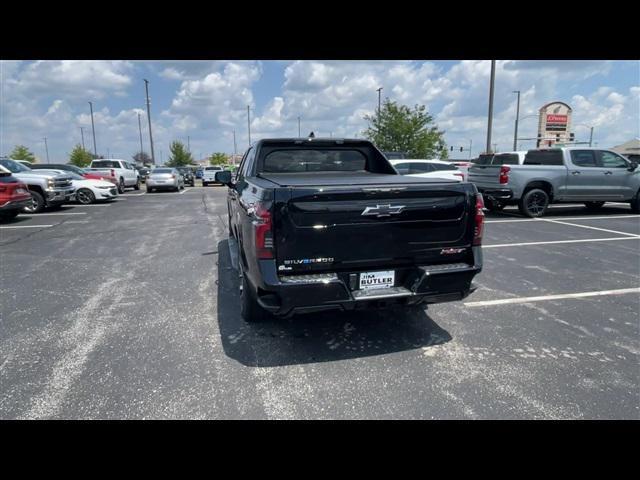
left=584, top=201, right=605, bottom=210
left=147, top=187, right=154, bottom=193
left=24, top=190, right=45, bottom=213
left=76, top=188, right=95, bottom=205
left=518, top=188, right=549, bottom=218
left=630, top=190, right=640, bottom=213
left=134, top=179, right=141, bottom=191
left=240, top=273, right=269, bottom=323
left=202, top=181, right=208, bottom=187
left=118, top=178, right=126, bottom=194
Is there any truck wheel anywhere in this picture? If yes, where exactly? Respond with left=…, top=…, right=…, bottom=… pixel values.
left=202, top=182, right=208, bottom=187
left=584, top=201, right=605, bottom=210
left=240, top=274, right=269, bottom=323
left=630, top=190, right=640, bottom=213
left=76, top=188, right=95, bottom=205
left=24, top=190, right=45, bottom=213
left=134, top=179, right=140, bottom=191
left=147, top=187, right=154, bottom=193
left=518, top=188, right=549, bottom=218
left=118, top=178, right=126, bottom=194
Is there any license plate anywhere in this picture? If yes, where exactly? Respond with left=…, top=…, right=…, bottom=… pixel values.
left=359, top=270, right=395, bottom=290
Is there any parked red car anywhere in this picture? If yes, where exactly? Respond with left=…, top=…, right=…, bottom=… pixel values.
left=29, top=163, right=108, bottom=181
left=0, top=166, right=33, bottom=220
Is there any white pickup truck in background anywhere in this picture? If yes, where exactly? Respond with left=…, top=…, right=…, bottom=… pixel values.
left=88, top=159, right=140, bottom=193
left=202, top=165, right=224, bottom=186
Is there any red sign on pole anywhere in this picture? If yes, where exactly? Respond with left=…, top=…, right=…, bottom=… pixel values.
left=546, top=114, right=567, bottom=124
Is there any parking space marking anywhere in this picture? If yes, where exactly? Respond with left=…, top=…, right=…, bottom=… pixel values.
left=0, top=224, right=54, bottom=229
left=484, top=236, right=640, bottom=248
left=65, top=204, right=112, bottom=207
left=20, top=212, right=87, bottom=217
left=486, top=215, right=639, bottom=224
left=179, top=187, right=192, bottom=195
left=465, top=287, right=640, bottom=307
left=539, top=218, right=639, bottom=237
left=64, top=220, right=90, bottom=224
left=123, top=192, right=146, bottom=196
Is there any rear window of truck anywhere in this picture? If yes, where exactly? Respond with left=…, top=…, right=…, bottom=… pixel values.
left=524, top=150, right=564, bottom=166
left=92, top=161, right=120, bottom=168
left=263, top=149, right=367, bottom=173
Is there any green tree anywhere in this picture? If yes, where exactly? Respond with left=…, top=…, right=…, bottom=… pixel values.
left=209, top=152, right=228, bottom=166
left=10, top=145, right=36, bottom=163
left=166, top=141, right=193, bottom=167
left=363, top=99, right=448, bottom=159
left=133, top=151, right=152, bottom=165
left=68, top=144, right=93, bottom=167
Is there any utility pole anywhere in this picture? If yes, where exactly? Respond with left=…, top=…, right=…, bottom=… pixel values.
left=512, top=90, right=521, bottom=151
left=137, top=113, right=144, bottom=159
left=144, top=79, right=156, bottom=164
left=187, top=135, right=190, bottom=153
left=493, top=143, right=498, bottom=153
left=247, top=105, right=251, bottom=146
left=469, top=139, right=473, bottom=159
left=89, top=101, right=97, bottom=158
left=486, top=60, right=496, bottom=153
left=376, top=87, right=383, bottom=129
left=297, top=116, right=301, bottom=137
left=233, top=130, right=237, bottom=157
left=107, top=148, right=110, bottom=159
left=589, top=127, right=594, bottom=147
left=43, top=137, right=50, bottom=163
left=80, top=126, right=85, bottom=150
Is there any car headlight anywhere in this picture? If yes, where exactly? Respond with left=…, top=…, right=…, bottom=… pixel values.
left=47, top=179, right=55, bottom=188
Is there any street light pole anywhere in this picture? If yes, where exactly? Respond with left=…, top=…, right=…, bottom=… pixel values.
left=247, top=105, right=251, bottom=146
left=233, top=130, right=237, bottom=157
left=512, top=90, right=521, bottom=151
left=376, top=87, right=383, bottom=130
left=187, top=135, right=190, bottom=153
left=486, top=60, right=496, bottom=153
left=297, top=116, right=301, bottom=137
left=144, top=79, right=156, bottom=165
left=80, top=127, right=85, bottom=150
left=137, top=113, right=144, bottom=159
left=589, top=126, right=594, bottom=147
left=469, top=139, right=473, bottom=159
left=89, top=101, right=97, bottom=158
left=43, top=137, right=49, bottom=163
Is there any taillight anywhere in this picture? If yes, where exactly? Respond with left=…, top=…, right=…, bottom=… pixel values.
left=253, top=202, right=274, bottom=259
left=110, top=169, right=115, bottom=177
left=473, top=194, right=485, bottom=246
left=171, top=174, right=176, bottom=179
left=499, top=165, right=510, bottom=184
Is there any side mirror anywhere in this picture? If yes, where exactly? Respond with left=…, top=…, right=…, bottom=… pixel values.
left=215, top=170, right=233, bottom=186
left=628, top=161, right=638, bottom=172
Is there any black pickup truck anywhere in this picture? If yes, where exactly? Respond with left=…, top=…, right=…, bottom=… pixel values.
left=215, top=138, right=484, bottom=322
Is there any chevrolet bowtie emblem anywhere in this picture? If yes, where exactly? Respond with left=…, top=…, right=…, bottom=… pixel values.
left=361, top=204, right=405, bottom=217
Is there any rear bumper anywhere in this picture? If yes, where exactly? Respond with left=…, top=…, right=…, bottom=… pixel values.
left=0, top=197, right=33, bottom=212
left=476, top=187, right=513, bottom=201
left=249, top=247, right=483, bottom=317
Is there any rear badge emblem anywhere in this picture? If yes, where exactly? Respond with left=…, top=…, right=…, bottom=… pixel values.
left=361, top=204, right=405, bottom=217
left=441, top=248, right=465, bottom=255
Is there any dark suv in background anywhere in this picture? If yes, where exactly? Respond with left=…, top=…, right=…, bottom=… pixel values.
left=177, top=167, right=195, bottom=186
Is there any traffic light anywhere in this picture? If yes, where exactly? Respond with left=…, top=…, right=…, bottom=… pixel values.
left=569, top=132, right=575, bottom=142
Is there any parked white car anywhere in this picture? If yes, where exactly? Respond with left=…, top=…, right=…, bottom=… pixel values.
left=202, top=165, right=224, bottom=186
left=34, top=169, right=118, bottom=204
left=89, top=159, right=140, bottom=193
left=390, top=159, right=464, bottom=182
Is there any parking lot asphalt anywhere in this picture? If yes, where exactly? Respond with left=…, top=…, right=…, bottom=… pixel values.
left=1, top=187, right=638, bottom=419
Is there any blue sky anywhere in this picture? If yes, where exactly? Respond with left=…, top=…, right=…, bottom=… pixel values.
left=1, top=60, right=638, bottom=163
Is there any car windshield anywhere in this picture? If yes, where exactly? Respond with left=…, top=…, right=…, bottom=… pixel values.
left=152, top=169, right=173, bottom=174
left=0, top=159, right=32, bottom=173
left=263, top=149, right=367, bottom=172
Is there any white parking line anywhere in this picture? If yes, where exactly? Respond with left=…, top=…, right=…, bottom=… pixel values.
left=484, top=236, right=640, bottom=248
left=465, top=287, right=640, bottom=307
left=486, top=215, right=639, bottom=224
left=20, top=212, right=87, bottom=217
left=64, top=220, right=90, bottom=224
left=123, top=192, right=146, bottom=196
left=65, top=204, right=111, bottom=207
left=0, top=224, right=54, bottom=229
left=179, top=187, right=192, bottom=195
left=540, top=218, right=638, bottom=237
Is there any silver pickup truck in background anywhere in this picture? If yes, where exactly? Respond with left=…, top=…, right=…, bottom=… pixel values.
left=468, top=147, right=640, bottom=217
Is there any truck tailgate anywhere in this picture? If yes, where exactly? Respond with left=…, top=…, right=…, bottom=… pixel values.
left=272, top=181, right=474, bottom=274
left=467, top=164, right=504, bottom=188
